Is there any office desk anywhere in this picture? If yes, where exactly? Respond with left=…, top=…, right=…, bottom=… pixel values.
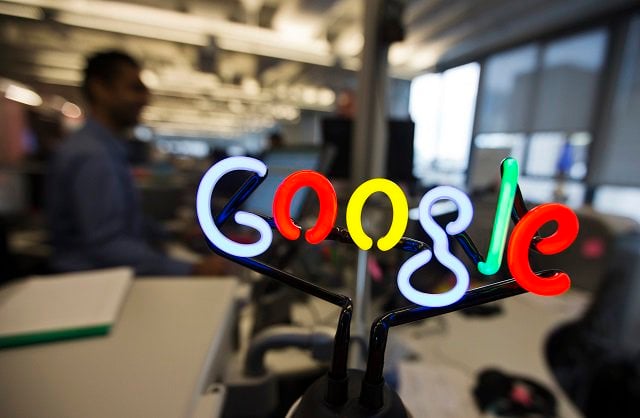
left=395, top=291, right=589, bottom=418
left=0, top=278, right=237, bottom=418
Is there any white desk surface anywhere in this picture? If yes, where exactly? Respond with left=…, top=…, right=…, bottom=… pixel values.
left=0, top=278, right=237, bottom=418
left=394, top=291, right=589, bottom=418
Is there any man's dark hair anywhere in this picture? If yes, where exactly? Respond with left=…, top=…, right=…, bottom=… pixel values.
left=82, top=50, right=140, bottom=103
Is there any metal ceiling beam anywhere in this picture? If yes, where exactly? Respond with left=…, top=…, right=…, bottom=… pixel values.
left=421, top=0, right=552, bottom=47
left=403, top=0, right=472, bottom=43
left=0, top=0, right=337, bottom=66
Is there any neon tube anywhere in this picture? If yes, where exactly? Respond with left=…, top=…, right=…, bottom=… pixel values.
left=346, top=178, right=409, bottom=251
left=273, top=170, right=337, bottom=244
left=196, top=156, right=273, bottom=257
left=397, top=186, right=473, bottom=307
left=507, top=203, right=579, bottom=296
left=477, top=157, right=519, bottom=276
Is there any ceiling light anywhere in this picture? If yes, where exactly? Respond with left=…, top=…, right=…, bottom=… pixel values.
left=241, top=78, right=261, bottom=96
left=27, top=67, right=82, bottom=86
left=274, top=84, right=288, bottom=100
left=4, top=84, right=42, bottom=106
left=388, top=43, right=412, bottom=66
left=61, top=101, right=82, bottom=118
left=302, top=86, right=318, bottom=105
left=55, top=12, right=208, bottom=46
left=216, top=37, right=334, bottom=67
left=288, top=85, right=303, bottom=101
left=0, top=3, right=43, bottom=20
left=317, top=88, right=336, bottom=106
left=334, top=30, right=364, bottom=57
left=42, top=0, right=335, bottom=66
left=284, top=107, right=300, bottom=121
left=140, top=69, right=159, bottom=89
left=228, top=100, right=245, bottom=114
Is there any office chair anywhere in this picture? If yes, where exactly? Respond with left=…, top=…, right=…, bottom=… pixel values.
left=533, top=208, right=638, bottom=292
left=546, top=232, right=640, bottom=417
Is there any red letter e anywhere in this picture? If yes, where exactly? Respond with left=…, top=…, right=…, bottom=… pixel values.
left=507, top=203, right=579, bottom=296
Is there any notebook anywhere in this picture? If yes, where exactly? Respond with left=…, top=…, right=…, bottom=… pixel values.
left=0, top=267, right=133, bottom=348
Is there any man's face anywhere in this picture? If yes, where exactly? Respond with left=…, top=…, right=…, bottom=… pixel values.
left=96, top=63, right=149, bottom=129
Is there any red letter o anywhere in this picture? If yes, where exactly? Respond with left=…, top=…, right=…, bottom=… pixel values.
left=273, top=170, right=337, bottom=244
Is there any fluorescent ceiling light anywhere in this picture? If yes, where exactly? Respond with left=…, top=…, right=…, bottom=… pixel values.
left=216, top=37, right=334, bottom=67
left=0, top=2, right=42, bottom=19
left=33, top=51, right=85, bottom=70
left=8, top=0, right=334, bottom=66
left=317, top=88, right=336, bottom=106
left=29, top=67, right=82, bottom=86
left=55, top=12, right=208, bottom=46
left=140, top=69, right=159, bottom=89
left=5, top=83, right=42, bottom=106
left=61, top=101, right=82, bottom=118
left=334, top=29, right=364, bottom=57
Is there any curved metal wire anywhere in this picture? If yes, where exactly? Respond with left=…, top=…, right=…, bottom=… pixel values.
left=359, top=158, right=563, bottom=410
left=207, top=172, right=353, bottom=406
left=202, top=158, right=558, bottom=410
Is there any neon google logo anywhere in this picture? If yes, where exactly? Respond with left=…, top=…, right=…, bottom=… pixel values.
left=196, top=156, right=579, bottom=308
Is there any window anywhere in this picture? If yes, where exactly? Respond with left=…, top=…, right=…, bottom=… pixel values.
left=590, top=15, right=640, bottom=187
left=590, top=14, right=640, bottom=222
left=469, top=29, right=607, bottom=206
left=533, top=30, right=607, bottom=131
left=477, top=45, right=538, bottom=134
left=593, top=186, right=640, bottom=224
left=410, top=62, right=480, bottom=186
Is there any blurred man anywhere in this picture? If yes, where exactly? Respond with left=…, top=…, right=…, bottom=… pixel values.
left=47, top=50, right=225, bottom=276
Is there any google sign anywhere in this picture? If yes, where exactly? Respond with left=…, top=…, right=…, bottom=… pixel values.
left=196, top=156, right=579, bottom=308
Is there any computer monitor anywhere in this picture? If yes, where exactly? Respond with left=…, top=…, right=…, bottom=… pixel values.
left=321, top=117, right=415, bottom=182
left=467, top=147, right=511, bottom=193
left=240, top=146, right=325, bottom=220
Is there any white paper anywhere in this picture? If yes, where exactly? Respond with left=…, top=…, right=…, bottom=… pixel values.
left=0, top=267, right=133, bottom=336
left=398, top=360, right=480, bottom=418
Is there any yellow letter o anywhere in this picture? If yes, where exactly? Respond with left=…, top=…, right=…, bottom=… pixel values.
left=346, top=178, right=408, bottom=251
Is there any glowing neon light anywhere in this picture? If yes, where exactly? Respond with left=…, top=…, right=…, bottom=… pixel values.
left=195, top=157, right=580, bottom=308
left=196, top=156, right=273, bottom=257
left=507, top=203, right=579, bottom=296
left=397, top=186, right=473, bottom=307
left=346, top=178, right=409, bottom=251
left=273, top=170, right=337, bottom=244
left=477, top=158, right=519, bottom=276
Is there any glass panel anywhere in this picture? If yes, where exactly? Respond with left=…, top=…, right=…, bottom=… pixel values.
left=519, top=177, right=585, bottom=208
left=533, top=29, right=607, bottom=131
left=525, top=132, right=566, bottom=177
left=567, top=132, right=591, bottom=179
left=410, top=72, right=442, bottom=169
left=469, top=133, right=526, bottom=192
left=435, top=63, right=480, bottom=170
left=594, top=185, right=640, bottom=224
left=477, top=45, right=538, bottom=133
left=410, top=62, right=480, bottom=184
left=590, top=16, right=640, bottom=186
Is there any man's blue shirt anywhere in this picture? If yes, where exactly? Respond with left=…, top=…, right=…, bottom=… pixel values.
left=46, top=118, right=192, bottom=276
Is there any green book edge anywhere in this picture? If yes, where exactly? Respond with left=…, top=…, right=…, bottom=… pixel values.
left=0, top=324, right=111, bottom=349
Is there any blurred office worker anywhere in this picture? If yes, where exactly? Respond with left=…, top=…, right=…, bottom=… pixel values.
left=46, top=50, right=225, bottom=276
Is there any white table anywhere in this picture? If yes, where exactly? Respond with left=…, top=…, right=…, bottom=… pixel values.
left=0, top=278, right=237, bottom=418
left=393, top=291, right=589, bottom=418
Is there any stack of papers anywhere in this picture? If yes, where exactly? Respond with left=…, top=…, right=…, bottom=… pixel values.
left=399, top=360, right=479, bottom=417
left=0, top=268, right=133, bottom=348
